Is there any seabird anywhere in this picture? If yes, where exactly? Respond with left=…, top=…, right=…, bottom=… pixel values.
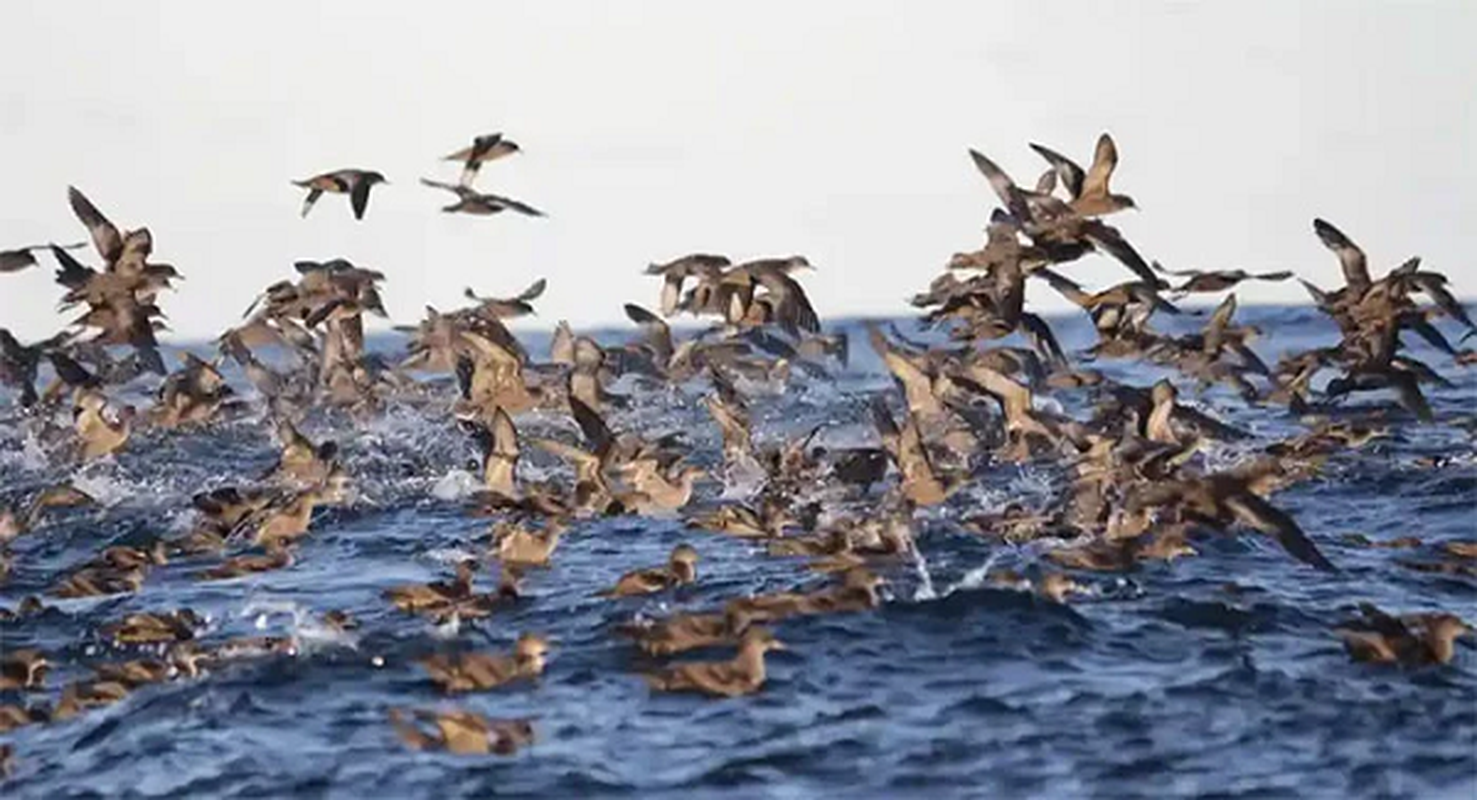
left=644, top=627, right=786, bottom=698
left=292, top=169, right=388, bottom=220
left=441, top=132, right=522, bottom=186
left=420, top=177, right=544, bottom=217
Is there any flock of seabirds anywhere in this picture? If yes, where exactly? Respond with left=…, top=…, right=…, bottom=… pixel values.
left=0, top=130, right=1474, bottom=767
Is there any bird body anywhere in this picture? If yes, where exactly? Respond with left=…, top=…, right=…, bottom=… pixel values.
left=294, top=169, right=387, bottom=219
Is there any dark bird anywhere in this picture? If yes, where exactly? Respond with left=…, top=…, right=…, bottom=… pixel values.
left=645, top=254, right=731, bottom=316
left=1336, top=604, right=1471, bottom=666
left=442, top=132, right=521, bottom=186
left=1153, top=262, right=1295, bottom=294
left=293, top=170, right=388, bottom=220
left=1126, top=466, right=1336, bottom=571
left=420, top=178, right=544, bottom=217
left=1312, top=218, right=1372, bottom=296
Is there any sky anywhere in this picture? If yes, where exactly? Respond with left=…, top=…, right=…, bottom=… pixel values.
left=0, top=2, right=1473, bottom=342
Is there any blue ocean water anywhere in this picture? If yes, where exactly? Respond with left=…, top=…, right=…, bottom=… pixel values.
left=1, top=307, right=1474, bottom=799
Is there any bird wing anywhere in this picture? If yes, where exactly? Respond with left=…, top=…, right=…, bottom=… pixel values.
left=868, top=324, right=939, bottom=418
left=1412, top=274, right=1477, bottom=331
left=1390, top=370, right=1434, bottom=423
left=349, top=180, right=374, bottom=220
left=68, top=187, right=123, bottom=264
left=529, top=437, right=601, bottom=474
left=50, top=244, right=96, bottom=289
left=1019, top=313, right=1067, bottom=367
left=1033, top=268, right=1091, bottom=308
left=569, top=395, right=616, bottom=458
left=1223, top=491, right=1336, bottom=571
left=896, top=412, right=947, bottom=504
left=0, top=249, right=38, bottom=273
left=549, top=321, right=575, bottom=364
left=1400, top=314, right=1456, bottom=355
left=624, top=303, right=673, bottom=362
left=1080, top=222, right=1165, bottom=288
left=1028, top=142, right=1086, bottom=199
left=419, top=177, right=476, bottom=199
left=1312, top=219, right=1371, bottom=293
left=1204, top=293, right=1238, bottom=352
left=1081, top=133, right=1120, bottom=199
left=703, top=393, right=752, bottom=458
left=484, top=193, right=545, bottom=217
left=300, top=188, right=323, bottom=218
left=756, top=271, right=820, bottom=334
left=961, top=361, right=1033, bottom=424
left=517, top=278, right=548, bottom=302
left=969, top=149, right=1033, bottom=223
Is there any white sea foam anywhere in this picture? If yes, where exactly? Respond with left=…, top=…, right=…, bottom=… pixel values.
left=431, top=469, right=481, bottom=501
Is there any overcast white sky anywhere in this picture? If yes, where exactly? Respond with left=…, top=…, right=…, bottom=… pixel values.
left=1, top=2, right=1472, bottom=341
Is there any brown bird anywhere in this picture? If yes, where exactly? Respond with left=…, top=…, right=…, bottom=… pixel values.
left=645, top=627, right=786, bottom=698
left=463, top=407, right=522, bottom=498
left=1325, top=364, right=1435, bottom=423
left=1047, top=527, right=1198, bottom=571
left=236, top=486, right=336, bottom=548
left=1312, top=218, right=1374, bottom=297
left=1336, top=604, right=1471, bottom=666
left=0, top=650, right=49, bottom=690
left=90, top=654, right=188, bottom=688
left=386, top=560, right=479, bottom=613
left=686, top=501, right=798, bottom=540
left=767, top=528, right=852, bottom=559
left=420, top=178, right=544, bottom=217
left=71, top=388, right=135, bottom=462
left=390, top=708, right=534, bottom=756
left=463, top=278, right=547, bottom=320
left=721, top=257, right=822, bottom=336
left=726, top=568, right=886, bottom=625
left=419, top=632, right=550, bottom=693
left=492, top=520, right=565, bottom=567
left=53, top=680, right=131, bottom=721
left=49, top=564, right=147, bottom=598
left=99, top=609, right=203, bottom=645
left=442, top=132, right=521, bottom=186
left=1442, top=541, right=1477, bottom=560
left=293, top=169, right=388, bottom=220
left=618, top=609, right=749, bottom=657
left=1028, top=133, right=1137, bottom=217
left=870, top=397, right=954, bottom=506
left=66, top=186, right=155, bottom=273
left=0, top=484, right=93, bottom=545
left=967, top=150, right=1164, bottom=288
left=1126, top=468, right=1335, bottom=571
left=1153, top=262, right=1294, bottom=294
left=600, top=544, right=699, bottom=597
left=703, top=375, right=754, bottom=468
left=259, top=419, right=338, bottom=487
left=193, top=542, right=294, bottom=581
left=0, top=704, right=50, bottom=733
left=645, top=254, right=733, bottom=317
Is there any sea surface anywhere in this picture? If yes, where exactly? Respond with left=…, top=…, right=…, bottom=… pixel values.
left=1, top=307, right=1475, bottom=799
